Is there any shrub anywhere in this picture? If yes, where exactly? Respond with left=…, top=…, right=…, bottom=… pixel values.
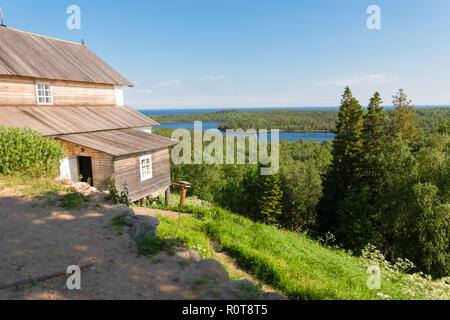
left=106, top=176, right=130, bottom=206
left=0, top=126, right=65, bottom=177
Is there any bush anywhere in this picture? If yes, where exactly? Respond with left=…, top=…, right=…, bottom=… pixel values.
left=0, top=126, right=65, bottom=177
left=106, top=176, right=130, bottom=206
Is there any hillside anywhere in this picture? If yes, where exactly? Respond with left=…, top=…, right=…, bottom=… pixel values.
left=152, top=197, right=450, bottom=300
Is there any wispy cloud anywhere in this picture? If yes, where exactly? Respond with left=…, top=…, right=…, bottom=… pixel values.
left=151, top=80, right=190, bottom=88
left=135, top=89, right=154, bottom=94
left=204, top=75, right=225, bottom=81
left=317, top=73, right=396, bottom=87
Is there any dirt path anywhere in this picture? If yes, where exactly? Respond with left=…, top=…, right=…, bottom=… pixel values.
left=0, top=191, right=278, bottom=300
left=133, top=206, right=282, bottom=296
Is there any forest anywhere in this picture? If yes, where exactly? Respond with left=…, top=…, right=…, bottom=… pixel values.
left=149, top=106, right=449, bottom=134
left=153, top=88, right=450, bottom=278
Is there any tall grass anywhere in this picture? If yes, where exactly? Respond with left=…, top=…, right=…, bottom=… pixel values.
left=154, top=202, right=450, bottom=300
left=0, top=126, right=65, bottom=176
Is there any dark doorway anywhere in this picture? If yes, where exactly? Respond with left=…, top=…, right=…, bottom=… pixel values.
left=78, top=156, right=93, bottom=186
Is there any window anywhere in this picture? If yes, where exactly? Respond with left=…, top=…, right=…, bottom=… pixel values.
left=36, top=83, right=53, bottom=105
left=140, top=155, right=153, bottom=181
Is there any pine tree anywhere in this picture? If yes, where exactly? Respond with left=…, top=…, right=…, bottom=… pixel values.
left=389, top=89, right=420, bottom=143
left=258, top=172, right=283, bottom=224
left=317, top=87, right=365, bottom=234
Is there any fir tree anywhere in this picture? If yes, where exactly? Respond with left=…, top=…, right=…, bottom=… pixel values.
left=258, top=171, right=283, bottom=224
left=389, top=89, right=420, bottom=143
left=317, top=87, right=365, bottom=234
left=361, top=91, right=387, bottom=188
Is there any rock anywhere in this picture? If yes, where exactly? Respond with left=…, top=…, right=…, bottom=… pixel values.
left=71, top=182, right=98, bottom=195
left=175, top=247, right=202, bottom=262
left=124, top=215, right=139, bottom=226
left=261, top=292, right=288, bottom=300
left=90, top=192, right=109, bottom=203
left=137, top=215, right=160, bottom=227
left=127, top=224, right=158, bottom=241
left=197, top=259, right=230, bottom=282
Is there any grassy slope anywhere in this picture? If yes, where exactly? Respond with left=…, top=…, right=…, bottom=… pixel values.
left=154, top=202, right=449, bottom=300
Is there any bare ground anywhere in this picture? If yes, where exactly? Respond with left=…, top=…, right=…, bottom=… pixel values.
left=0, top=189, right=275, bottom=300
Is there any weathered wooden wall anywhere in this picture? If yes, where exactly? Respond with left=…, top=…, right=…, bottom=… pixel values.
left=114, top=148, right=171, bottom=202
left=59, top=140, right=114, bottom=190
left=0, top=76, right=116, bottom=105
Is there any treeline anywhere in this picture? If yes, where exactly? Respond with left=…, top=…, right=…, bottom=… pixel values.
left=149, top=107, right=449, bottom=134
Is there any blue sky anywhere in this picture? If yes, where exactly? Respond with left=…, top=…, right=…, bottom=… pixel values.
left=1, top=0, right=450, bottom=109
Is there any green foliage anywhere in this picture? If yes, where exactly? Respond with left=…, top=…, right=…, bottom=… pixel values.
left=389, top=89, right=420, bottom=143
left=0, top=126, right=65, bottom=177
left=438, top=120, right=450, bottom=134
left=59, top=188, right=90, bottom=209
left=258, top=169, right=283, bottom=224
left=106, top=176, right=130, bottom=207
left=150, top=107, right=449, bottom=134
left=318, top=87, right=365, bottom=234
left=280, top=158, right=323, bottom=232
left=155, top=128, right=332, bottom=230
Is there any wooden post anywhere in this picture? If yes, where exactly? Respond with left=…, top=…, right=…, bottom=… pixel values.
left=140, top=197, right=146, bottom=207
left=173, top=181, right=192, bottom=207
left=180, top=187, right=187, bottom=206
left=165, top=188, right=170, bottom=207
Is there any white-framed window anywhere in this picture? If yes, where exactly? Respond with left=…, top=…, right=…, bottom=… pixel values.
left=36, top=83, right=53, bottom=105
left=140, top=155, right=153, bottom=181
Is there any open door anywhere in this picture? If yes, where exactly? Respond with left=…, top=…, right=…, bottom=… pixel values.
left=59, top=157, right=79, bottom=183
left=78, top=156, right=93, bottom=186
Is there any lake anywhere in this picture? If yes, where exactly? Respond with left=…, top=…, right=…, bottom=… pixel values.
left=153, top=122, right=335, bottom=143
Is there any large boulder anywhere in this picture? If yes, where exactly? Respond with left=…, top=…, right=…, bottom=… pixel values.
left=196, top=259, right=230, bottom=282
left=124, top=215, right=160, bottom=227
left=174, top=247, right=202, bottom=262
left=128, top=223, right=158, bottom=241
left=126, top=215, right=160, bottom=241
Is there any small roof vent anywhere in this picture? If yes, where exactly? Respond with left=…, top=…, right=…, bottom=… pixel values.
left=0, top=7, right=6, bottom=27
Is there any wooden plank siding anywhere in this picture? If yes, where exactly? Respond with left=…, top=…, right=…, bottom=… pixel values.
left=114, top=148, right=172, bottom=202
left=0, top=76, right=116, bottom=106
left=59, top=140, right=114, bottom=190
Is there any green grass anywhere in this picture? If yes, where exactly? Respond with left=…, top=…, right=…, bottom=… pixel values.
left=154, top=201, right=449, bottom=300
left=106, top=213, right=129, bottom=235
left=156, top=215, right=243, bottom=280
left=59, top=189, right=90, bottom=209
left=0, top=174, right=65, bottom=198
left=137, top=234, right=169, bottom=257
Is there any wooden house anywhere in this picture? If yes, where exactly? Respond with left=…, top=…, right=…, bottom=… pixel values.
left=0, top=26, right=177, bottom=203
